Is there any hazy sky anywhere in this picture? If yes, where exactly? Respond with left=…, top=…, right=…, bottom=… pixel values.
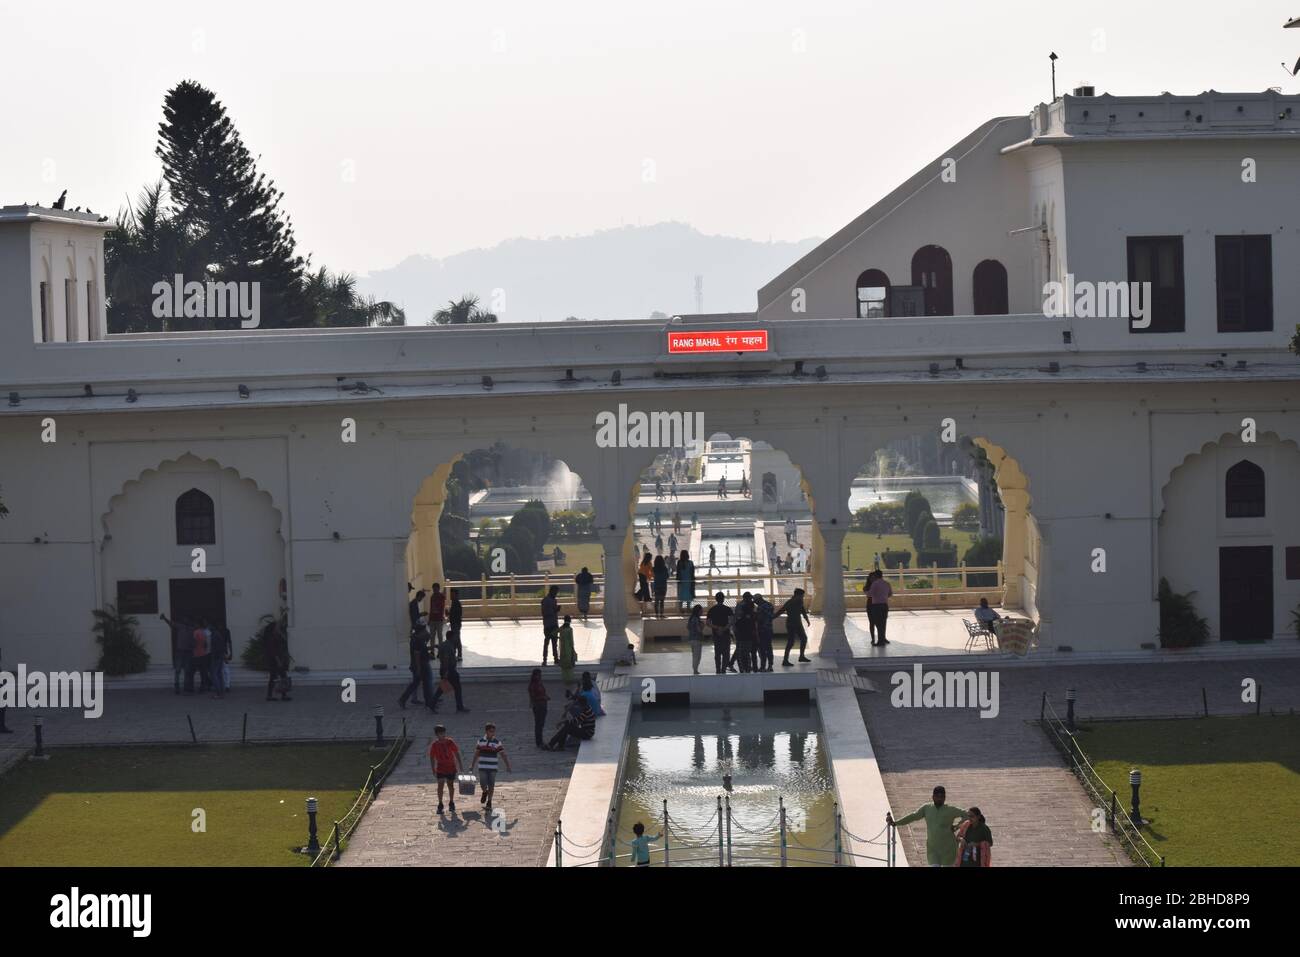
left=2, top=1, right=1295, bottom=274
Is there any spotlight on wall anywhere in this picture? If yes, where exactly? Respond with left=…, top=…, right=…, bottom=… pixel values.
left=610, top=370, right=621, bottom=386
left=481, top=376, right=493, bottom=390
left=7, top=392, right=18, bottom=407
left=83, top=384, right=94, bottom=397
left=126, top=388, right=139, bottom=403
left=815, top=365, right=828, bottom=380
left=928, top=363, right=941, bottom=376
left=238, top=384, right=250, bottom=399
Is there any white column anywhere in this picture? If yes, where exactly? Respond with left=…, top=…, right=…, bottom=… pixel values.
left=817, top=523, right=851, bottom=663
left=598, top=526, right=630, bottom=662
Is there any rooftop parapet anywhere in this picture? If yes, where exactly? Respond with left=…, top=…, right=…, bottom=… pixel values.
left=1027, top=90, right=1300, bottom=142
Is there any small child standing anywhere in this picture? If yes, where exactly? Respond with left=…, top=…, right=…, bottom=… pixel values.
left=628, top=821, right=662, bottom=867
left=428, top=724, right=463, bottom=815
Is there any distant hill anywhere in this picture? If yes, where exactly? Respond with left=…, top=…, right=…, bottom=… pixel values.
left=355, top=222, right=821, bottom=324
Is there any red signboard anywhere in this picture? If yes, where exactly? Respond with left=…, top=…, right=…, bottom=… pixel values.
left=668, top=329, right=769, bottom=354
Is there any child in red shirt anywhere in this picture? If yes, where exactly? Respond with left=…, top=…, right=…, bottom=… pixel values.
left=428, top=724, right=463, bottom=815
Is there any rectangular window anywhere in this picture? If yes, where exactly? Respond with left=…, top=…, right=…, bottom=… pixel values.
left=857, top=287, right=888, bottom=318
left=64, top=278, right=77, bottom=342
left=86, top=280, right=95, bottom=338
left=1287, top=546, right=1300, bottom=581
left=1127, top=236, right=1184, bottom=333
left=1216, top=235, right=1272, bottom=332
left=116, top=580, right=159, bottom=615
left=39, top=281, right=50, bottom=342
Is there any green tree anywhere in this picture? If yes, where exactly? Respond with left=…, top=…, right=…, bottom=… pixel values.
left=429, top=295, right=498, bottom=325
left=952, top=503, right=980, bottom=531
left=963, top=536, right=1003, bottom=587
left=92, top=605, right=150, bottom=675
left=303, top=268, right=405, bottom=327
left=1157, top=578, right=1210, bottom=648
left=921, top=519, right=942, bottom=549
left=156, top=80, right=309, bottom=327
left=910, top=507, right=935, bottom=551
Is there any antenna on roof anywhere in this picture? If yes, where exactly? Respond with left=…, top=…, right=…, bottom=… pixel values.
left=1049, top=52, right=1058, bottom=101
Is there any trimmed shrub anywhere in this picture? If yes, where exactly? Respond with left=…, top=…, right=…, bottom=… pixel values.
left=550, top=509, right=596, bottom=540
left=952, top=503, right=980, bottom=531
left=911, top=509, right=935, bottom=551
left=241, top=611, right=287, bottom=671
left=906, top=578, right=934, bottom=590
left=963, top=536, right=1003, bottom=586
left=1157, top=578, right=1210, bottom=648
left=916, top=544, right=959, bottom=568
left=880, top=548, right=911, bottom=569
left=903, top=491, right=931, bottom=536
left=499, top=523, right=536, bottom=574
left=921, top=519, right=942, bottom=549
left=514, top=500, right=551, bottom=548
left=92, top=605, right=150, bottom=675
left=443, top=540, right=485, bottom=581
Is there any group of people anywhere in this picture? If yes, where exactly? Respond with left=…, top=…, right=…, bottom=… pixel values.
left=652, top=479, right=679, bottom=501
left=161, top=612, right=234, bottom=698
left=635, top=549, right=698, bottom=618
left=862, top=569, right=893, bottom=646
left=529, top=667, right=604, bottom=751
left=715, top=474, right=751, bottom=499
left=684, top=588, right=812, bottom=674
left=888, top=785, right=994, bottom=867
left=767, top=539, right=808, bottom=574
left=400, top=583, right=468, bottom=714
left=426, top=721, right=512, bottom=816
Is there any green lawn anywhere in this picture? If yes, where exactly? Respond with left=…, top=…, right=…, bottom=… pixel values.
left=1083, top=715, right=1300, bottom=866
left=542, top=541, right=604, bottom=573
left=0, top=743, right=381, bottom=867
left=843, top=530, right=980, bottom=571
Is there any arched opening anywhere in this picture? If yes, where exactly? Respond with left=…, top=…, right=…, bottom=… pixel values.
left=911, top=245, right=953, bottom=317
left=1160, top=435, right=1300, bottom=644
left=103, top=455, right=285, bottom=669
left=405, top=443, right=599, bottom=667
left=855, top=268, right=890, bottom=318
left=972, top=259, right=1009, bottom=315
left=175, top=488, right=216, bottom=545
left=846, top=433, right=1037, bottom=654
left=1225, top=460, right=1265, bottom=518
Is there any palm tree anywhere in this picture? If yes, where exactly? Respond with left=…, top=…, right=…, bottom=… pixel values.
left=304, top=267, right=407, bottom=327
left=429, top=294, right=498, bottom=325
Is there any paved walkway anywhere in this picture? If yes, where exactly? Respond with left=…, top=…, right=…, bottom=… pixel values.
left=338, top=680, right=580, bottom=867
left=856, top=658, right=1300, bottom=867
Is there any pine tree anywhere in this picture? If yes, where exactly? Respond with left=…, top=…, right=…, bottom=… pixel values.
left=155, top=80, right=308, bottom=327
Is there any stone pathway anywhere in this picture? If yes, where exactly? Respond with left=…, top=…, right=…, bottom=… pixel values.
left=338, top=680, right=579, bottom=867
left=856, top=658, right=1300, bottom=867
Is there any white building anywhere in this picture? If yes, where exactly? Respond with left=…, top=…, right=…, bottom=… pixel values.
left=2, top=89, right=1299, bottom=672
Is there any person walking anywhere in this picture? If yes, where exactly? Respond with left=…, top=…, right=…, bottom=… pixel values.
left=707, top=592, right=733, bottom=675
left=887, top=786, right=969, bottom=868
left=667, top=532, right=678, bottom=556
left=528, top=669, right=549, bottom=749
left=717, top=477, right=728, bottom=499
left=867, top=570, right=893, bottom=645
left=470, top=723, right=511, bottom=815
left=428, top=724, right=463, bottom=816
left=447, top=587, right=464, bottom=661
left=651, top=555, right=670, bottom=618
left=672, top=511, right=682, bottom=534
left=708, top=544, right=718, bottom=572
left=955, top=806, right=993, bottom=867
left=654, top=531, right=664, bottom=555
left=686, top=604, right=705, bottom=675
left=676, top=550, right=696, bottom=613
left=557, top=615, right=577, bottom=684
left=208, top=621, right=228, bottom=699
left=399, top=622, right=433, bottom=710
left=754, top=594, right=776, bottom=672
left=431, top=637, right=469, bottom=713
left=777, top=588, right=812, bottom=665
left=669, top=480, right=679, bottom=501
left=160, top=612, right=193, bottom=694
left=574, top=566, right=595, bottom=621
left=264, top=619, right=292, bottom=701
left=541, top=585, right=561, bottom=665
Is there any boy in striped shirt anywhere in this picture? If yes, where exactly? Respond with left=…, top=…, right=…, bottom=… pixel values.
left=469, top=722, right=512, bottom=813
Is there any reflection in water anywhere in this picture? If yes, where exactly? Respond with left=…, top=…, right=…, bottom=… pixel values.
left=616, top=704, right=836, bottom=867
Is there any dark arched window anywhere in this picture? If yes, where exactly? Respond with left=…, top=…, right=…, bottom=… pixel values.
left=176, top=488, right=216, bottom=545
left=911, top=245, right=953, bottom=316
left=1225, top=460, right=1265, bottom=518
left=972, top=259, right=1009, bottom=315
left=855, top=269, right=890, bottom=318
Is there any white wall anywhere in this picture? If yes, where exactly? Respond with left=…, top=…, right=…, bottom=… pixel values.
left=1159, top=435, right=1300, bottom=640
left=102, top=456, right=285, bottom=667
